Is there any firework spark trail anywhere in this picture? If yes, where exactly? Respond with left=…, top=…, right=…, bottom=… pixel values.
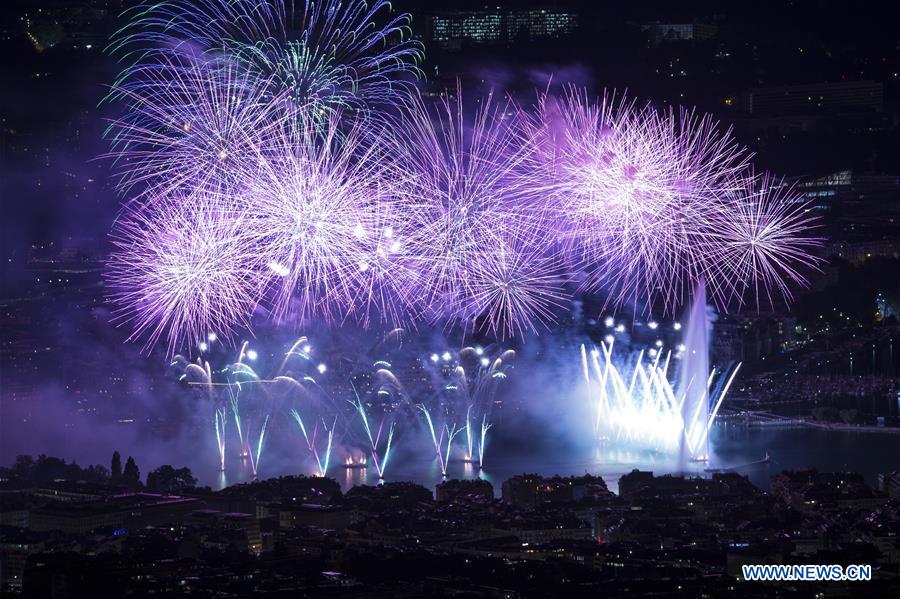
left=214, top=408, right=227, bottom=471
left=581, top=340, right=740, bottom=459
left=290, top=409, right=335, bottom=476
left=384, top=84, right=560, bottom=335
left=228, top=367, right=268, bottom=472
left=465, top=405, right=475, bottom=461
left=323, top=428, right=334, bottom=476
left=708, top=172, right=824, bottom=309
left=289, top=409, right=315, bottom=468
left=418, top=404, right=451, bottom=476
left=105, top=53, right=290, bottom=200
left=462, top=409, right=495, bottom=468
left=228, top=384, right=248, bottom=459
left=379, top=424, right=395, bottom=479
left=106, top=194, right=266, bottom=353
left=108, top=0, right=423, bottom=117
left=528, top=87, right=806, bottom=315
left=478, top=415, right=492, bottom=469
left=443, top=423, right=464, bottom=476
left=252, top=414, right=271, bottom=477
left=352, top=392, right=393, bottom=478
left=243, top=112, right=413, bottom=325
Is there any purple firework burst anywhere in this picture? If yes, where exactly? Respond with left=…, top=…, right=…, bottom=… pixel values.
left=243, top=112, right=413, bottom=327
left=100, top=0, right=825, bottom=352
left=384, top=84, right=560, bottom=336
left=708, top=172, right=824, bottom=309
left=106, top=192, right=266, bottom=353
left=462, top=228, right=569, bottom=338
left=530, top=86, right=761, bottom=314
left=105, top=54, right=290, bottom=200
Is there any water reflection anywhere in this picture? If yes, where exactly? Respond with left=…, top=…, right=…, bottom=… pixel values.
left=342, top=463, right=369, bottom=488
left=201, top=425, right=900, bottom=495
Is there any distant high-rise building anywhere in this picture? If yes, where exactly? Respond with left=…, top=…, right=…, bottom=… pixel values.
left=797, top=169, right=900, bottom=260
left=505, top=9, right=577, bottom=41
left=642, top=21, right=718, bottom=45
left=743, top=81, right=884, bottom=117
left=426, top=7, right=577, bottom=50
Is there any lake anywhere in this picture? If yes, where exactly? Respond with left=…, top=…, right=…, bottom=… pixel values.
left=207, top=424, right=900, bottom=495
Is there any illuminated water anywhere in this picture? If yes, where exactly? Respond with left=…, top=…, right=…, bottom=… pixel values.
left=206, top=424, right=900, bottom=495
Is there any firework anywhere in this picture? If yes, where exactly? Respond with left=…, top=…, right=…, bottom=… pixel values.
left=106, top=193, right=266, bottom=353
left=708, top=172, right=824, bottom=309
left=274, top=338, right=344, bottom=476
left=224, top=364, right=273, bottom=477
left=581, top=287, right=742, bottom=461
left=102, top=0, right=824, bottom=355
left=420, top=345, right=515, bottom=470
left=290, top=409, right=335, bottom=477
left=351, top=393, right=395, bottom=479
left=214, top=407, right=227, bottom=471
left=530, top=87, right=760, bottom=314
left=416, top=404, right=460, bottom=477
left=462, top=230, right=568, bottom=337
left=105, top=53, right=289, bottom=200
left=343, top=355, right=422, bottom=480
left=243, top=112, right=413, bottom=325
left=462, top=409, right=495, bottom=470
left=109, top=0, right=423, bottom=117
left=175, top=336, right=342, bottom=477
left=175, top=354, right=229, bottom=471
left=385, top=85, right=557, bottom=335
left=459, top=348, right=514, bottom=468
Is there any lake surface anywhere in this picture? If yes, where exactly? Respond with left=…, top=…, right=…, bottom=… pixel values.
left=207, top=424, right=900, bottom=495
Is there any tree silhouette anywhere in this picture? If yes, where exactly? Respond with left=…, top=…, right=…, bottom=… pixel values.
left=123, top=456, right=141, bottom=489
left=146, top=465, right=197, bottom=494
left=111, top=451, right=122, bottom=485
left=0, top=455, right=109, bottom=484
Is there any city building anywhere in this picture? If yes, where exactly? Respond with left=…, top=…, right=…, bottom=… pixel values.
left=742, top=81, right=884, bottom=117
left=642, top=21, right=718, bottom=45
left=436, top=478, right=494, bottom=504
left=424, top=6, right=577, bottom=50
left=29, top=493, right=200, bottom=534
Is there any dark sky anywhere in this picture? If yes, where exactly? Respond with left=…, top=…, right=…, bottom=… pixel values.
left=2, top=1, right=899, bottom=278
